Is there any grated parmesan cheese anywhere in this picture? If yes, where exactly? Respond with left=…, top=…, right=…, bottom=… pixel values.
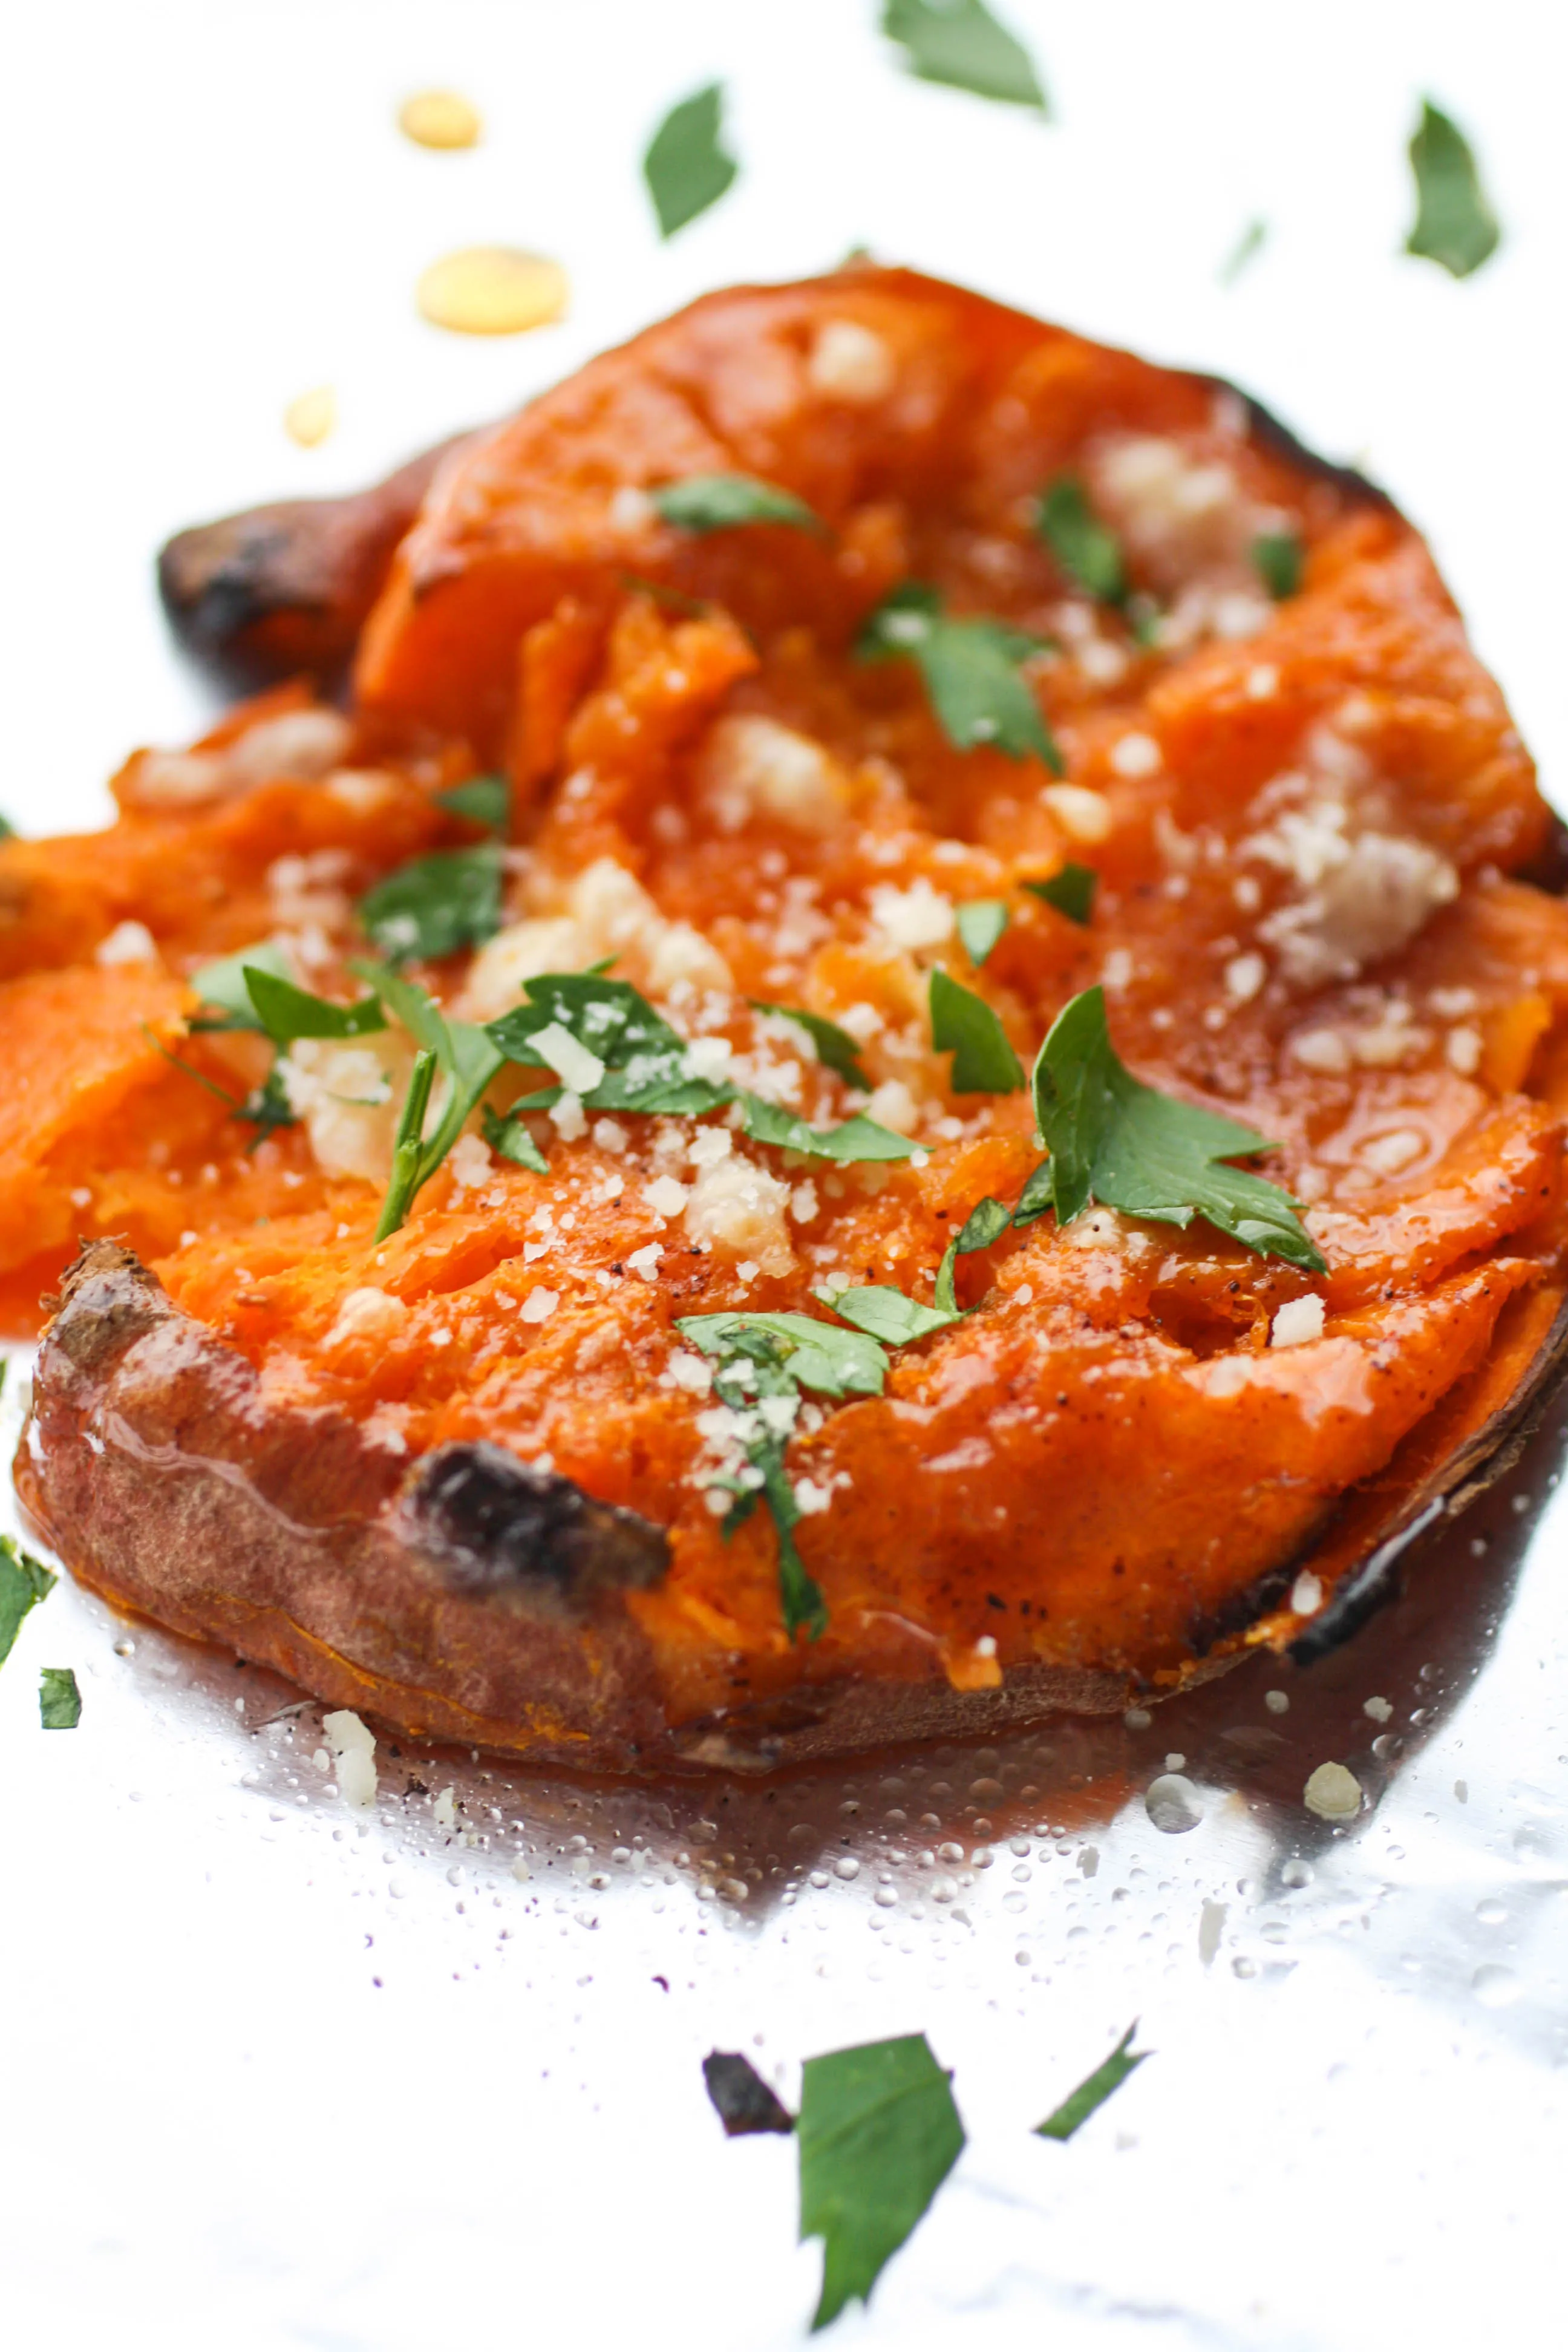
left=322, top=1709, right=377, bottom=1808
left=1270, top=1295, right=1324, bottom=1348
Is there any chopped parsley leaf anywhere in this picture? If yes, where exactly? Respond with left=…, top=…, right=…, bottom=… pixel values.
left=858, top=583, right=1063, bottom=771
left=750, top=1002, right=869, bottom=1089
left=359, top=843, right=504, bottom=965
left=643, top=82, right=737, bottom=239
left=241, top=967, right=387, bottom=1044
left=436, top=774, right=511, bottom=832
left=39, top=1665, right=81, bottom=1730
left=1219, top=216, right=1267, bottom=286
left=1405, top=99, right=1500, bottom=281
left=1028, top=984, right=1325, bottom=1270
left=798, top=2032, right=965, bottom=2330
left=929, top=968, right=1024, bottom=1093
left=653, top=474, right=828, bottom=537
left=955, top=898, right=1009, bottom=967
left=881, top=0, right=1048, bottom=113
left=1252, top=531, right=1303, bottom=600
left=481, top=1101, right=550, bottom=1174
left=1037, top=475, right=1127, bottom=606
left=1024, top=862, right=1097, bottom=925
left=1034, top=2022, right=1148, bottom=2140
left=489, top=973, right=731, bottom=1116
left=739, top=1097, right=916, bottom=1163
left=0, top=813, right=15, bottom=840
left=0, top=1534, right=56, bottom=1668
left=832, top=1191, right=1008, bottom=1341
left=189, top=938, right=293, bottom=1031
left=354, top=961, right=505, bottom=1239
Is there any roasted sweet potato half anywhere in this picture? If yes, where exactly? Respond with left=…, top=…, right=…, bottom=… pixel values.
left=13, top=266, right=1568, bottom=1770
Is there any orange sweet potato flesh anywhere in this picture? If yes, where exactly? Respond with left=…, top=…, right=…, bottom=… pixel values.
left=12, top=266, right=1568, bottom=1769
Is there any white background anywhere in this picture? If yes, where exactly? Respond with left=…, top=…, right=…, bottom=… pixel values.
left=4, top=6, right=1568, bottom=2348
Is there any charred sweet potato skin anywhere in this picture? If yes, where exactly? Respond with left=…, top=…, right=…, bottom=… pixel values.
left=10, top=268, right=1568, bottom=1765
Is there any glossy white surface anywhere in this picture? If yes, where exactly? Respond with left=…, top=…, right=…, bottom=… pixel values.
left=4, top=5, right=1567, bottom=2346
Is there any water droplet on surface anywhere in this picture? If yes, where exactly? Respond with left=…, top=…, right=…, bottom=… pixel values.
left=1264, top=1689, right=1290, bottom=1715
left=1471, top=1964, right=1520, bottom=2008
left=937, top=1841, right=965, bottom=1865
left=808, top=1870, right=829, bottom=1889
left=832, top=1856, right=860, bottom=1881
left=1145, top=1774, right=1204, bottom=1834
left=874, top=1885, right=898, bottom=1908
left=930, top=1876, right=958, bottom=1904
left=1123, top=1707, right=1152, bottom=1730
left=1475, top=1898, right=1508, bottom=1925
left=1281, top=1859, right=1313, bottom=1889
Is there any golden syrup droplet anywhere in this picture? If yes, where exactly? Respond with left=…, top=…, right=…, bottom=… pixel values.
left=398, top=90, right=482, bottom=150
left=283, top=386, right=338, bottom=448
left=416, top=247, right=569, bottom=338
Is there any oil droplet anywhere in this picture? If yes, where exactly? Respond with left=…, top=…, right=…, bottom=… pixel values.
left=398, top=90, right=483, bottom=150
left=417, top=247, right=568, bottom=338
left=284, top=386, right=336, bottom=448
left=1471, top=1963, right=1520, bottom=2008
left=1145, top=1773, right=1203, bottom=1834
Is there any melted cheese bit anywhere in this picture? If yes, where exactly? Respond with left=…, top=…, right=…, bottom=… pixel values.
left=398, top=90, right=483, bottom=149
left=417, top=248, right=568, bottom=336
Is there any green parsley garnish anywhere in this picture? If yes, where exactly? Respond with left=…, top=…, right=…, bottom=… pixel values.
left=480, top=1102, right=550, bottom=1175
left=0, top=1535, right=56, bottom=1669
left=881, top=0, right=1048, bottom=113
left=858, top=583, right=1063, bottom=771
left=955, top=898, right=1009, bottom=967
left=1037, top=475, right=1127, bottom=606
left=737, top=1099, right=915, bottom=1163
left=489, top=974, right=733, bottom=1117
left=1026, top=985, right=1325, bottom=1271
left=241, top=967, right=387, bottom=1044
left=39, top=1665, right=81, bottom=1731
left=0, top=813, right=18, bottom=840
left=1024, top=862, right=1097, bottom=925
left=1405, top=99, right=1500, bottom=281
left=359, top=843, right=504, bottom=965
left=929, top=968, right=1024, bottom=1093
left=189, top=938, right=293, bottom=1031
left=798, top=2033, right=965, bottom=2331
left=653, top=475, right=828, bottom=538
left=356, top=962, right=505, bottom=1241
left=1034, top=2022, right=1148, bottom=2141
left=829, top=1192, right=1007, bottom=1345
left=436, top=774, right=511, bottom=832
left=677, top=1313, right=887, bottom=1638
left=1252, top=531, right=1303, bottom=600
left=749, top=1003, right=869, bottom=1089
left=643, top=82, right=738, bottom=238
left=1219, top=216, right=1268, bottom=286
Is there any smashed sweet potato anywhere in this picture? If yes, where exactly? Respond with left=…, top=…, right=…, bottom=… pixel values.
left=13, top=266, right=1568, bottom=1769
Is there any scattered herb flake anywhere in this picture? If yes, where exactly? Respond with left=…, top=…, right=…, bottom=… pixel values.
left=653, top=474, right=828, bottom=537
left=858, top=583, right=1062, bottom=771
left=489, top=973, right=731, bottom=1116
left=356, top=961, right=505, bottom=1238
left=1252, top=531, right=1303, bottom=600
left=955, top=898, right=1010, bottom=967
left=1037, top=475, right=1127, bottom=607
left=0, top=814, right=15, bottom=840
left=1024, top=861, right=1097, bottom=925
left=676, top=1312, right=889, bottom=1639
left=1405, top=99, right=1500, bottom=280
left=189, top=937, right=293, bottom=1030
left=882, top=0, right=1048, bottom=113
left=1219, top=216, right=1268, bottom=286
left=480, top=1101, right=550, bottom=1174
left=929, top=968, right=1024, bottom=1093
left=359, top=843, right=504, bottom=965
left=750, top=1002, right=869, bottom=1089
left=826, top=1284, right=955, bottom=1347
left=39, top=1665, right=81, bottom=1731
left=436, top=773, right=511, bottom=832
left=241, top=967, right=387, bottom=1044
left=0, top=1535, right=56, bottom=1668
left=1034, top=2022, right=1148, bottom=2140
left=797, top=2032, right=965, bottom=2331
left=739, top=1097, right=916, bottom=1164
left=1030, top=985, right=1325, bottom=1270
left=644, top=82, right=737, bottom=240
left=703, top=2051, right=795, bottom=2137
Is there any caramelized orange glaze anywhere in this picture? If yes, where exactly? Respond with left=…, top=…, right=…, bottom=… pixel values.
left=5, top=268, right=1566, bottom=1722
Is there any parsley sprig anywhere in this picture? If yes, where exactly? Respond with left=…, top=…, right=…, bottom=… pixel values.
left=1025, top=985, right=1325, bottom=1272
left=858, top=583, right=1063, bottom=771
left=653, top=474, right=828, bottom=537
left=677, top=1311, right=887, bottom=1639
